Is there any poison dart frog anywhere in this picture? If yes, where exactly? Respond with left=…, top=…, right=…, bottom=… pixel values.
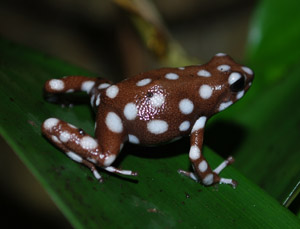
left=42, top=53, right=254, bottom=188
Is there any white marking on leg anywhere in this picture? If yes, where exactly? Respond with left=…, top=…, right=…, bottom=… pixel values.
left=43, top=118, right=59, bottom=130
left=95, top=94, right=101, bottom=106
left=123, top=103, right=137, bottom=120
left=49, top=79, right=65, bottom=91
left=136, top=78, right=151, bottom=86
left=179, top=99, right=194, bottom=115
left=189, top=145, right=201, bottom=160
left=90, top=94, right=95, bottom=106
left=202, top=173, right=214, bottom=185
left=87, top=157, right=97, bottom=164
left=199, top=85, right=213, bottom=99
left=191, top=116, right=207, bottom=133
left=81, top=81, right=95, bottom=93
left=179, top=121, right=190, bottom=131
left=165, top=73, right=179, bottom=80
left=214, top=160, right=229, bottom=174
left=106, top=85, right=119, bottom=99
left=59, top=131, right=71, bottom=143
left=105, top=112, right=123, bottom=133
left=198, top=161, right=208, bottom=172
left=236, top=90, right=245, bottom=100
left=147, top=120, right=168, bottom=134
left=80, top=136, right=98, bottom=150
left=190, top=172, right=198, bottom=181
left=128, top=134, right=140, bottom=144
left=98, top=83, right=111, bottom=89
left=66, top=151, right=83, bottom=163
left=104, top=154, right=116, bottom=166
left=93, top=170, right=102, bottom=180
left=197, top=70, right=211, bottom=77
left=51, top=135, right=61, bottom=143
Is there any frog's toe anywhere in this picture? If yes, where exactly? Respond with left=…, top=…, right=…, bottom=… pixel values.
left=219, top=177, right=238, bottom=188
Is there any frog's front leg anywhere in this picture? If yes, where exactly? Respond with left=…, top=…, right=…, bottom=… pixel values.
left=178, top=116, right=237, bottom=188
left=41, top=118, right=137, bottom=181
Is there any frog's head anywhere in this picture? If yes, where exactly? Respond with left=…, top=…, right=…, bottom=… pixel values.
left=205, top=53, right=254, bottom=114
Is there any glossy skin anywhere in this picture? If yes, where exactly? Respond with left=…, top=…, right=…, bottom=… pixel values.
left=42, top=53, right=254, bottom=187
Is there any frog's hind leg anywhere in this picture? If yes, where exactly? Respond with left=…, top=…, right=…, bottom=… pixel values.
left=44, top=76, right=112, bottom=95
left=41, top=118, right=137, bottom=181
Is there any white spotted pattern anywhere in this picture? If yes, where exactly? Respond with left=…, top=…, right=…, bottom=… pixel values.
left=242, top=66, right=253, bottom=75
left=95, top=94, right=101, bottom=106
left=147, top=120, right=168, bottom=134
left=228, top=72, right=242, bottom=85
left=124, top=103, right=137, bottom=120
left=197, top=69, right=211, bottom=77
left=189, top=145, right=201, bottom=160
left=136, top=78, right=151, bottom=86
left=198, top=161, right=208, bottom=172
left=215, top=53, right=227, bottom=57
left=219, top=101, right=233, bottom=111
left=199, top=84, right=213, bottom=99
left=179, top=99, right=194, bottom=115
left=81, top=81, right=95, bottom=93
left=217, top=65, right=231, bottom=72
left=128, top=134, right=140, bottom=144
left=191, top=116, right=207, bottom=133
left=104, top=154, right=116, bottom=166
left=59, top=131, right=71, bottom=143
left=179, top=121, right=190, bottom=131
left=66, top=151, right=83, bottom=163
left=202, top=173, right=214, bottom=185
left=178, top=67, right=185, bottom=70
left=165, top=73, right=179, bottom=80
left=105, top=112, right=123, bottom=133
left=80, top=136, right=98, bottom=150
left=98, top=83, right=111, bottom=89
left=43, top=118, right=59, bottom=130
left=106, top=85, right=119, bottom=99
left=236, top=90, right=245, bottom=100
left=49, top=79, right=65, bottom=91
left=150, top=93, right=165, bottom=108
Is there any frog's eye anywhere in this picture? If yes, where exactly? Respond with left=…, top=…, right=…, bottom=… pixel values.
left=228, top=72, right=245, bottom=92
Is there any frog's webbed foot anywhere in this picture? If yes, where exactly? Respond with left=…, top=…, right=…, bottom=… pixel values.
left=178, top=156, right=237, bottom=188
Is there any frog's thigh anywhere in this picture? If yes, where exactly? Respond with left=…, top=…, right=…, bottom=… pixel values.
left=95, top=106, right=127, bottom=164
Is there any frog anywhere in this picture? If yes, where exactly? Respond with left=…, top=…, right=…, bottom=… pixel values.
left=42, top=53, right=254, bottom=188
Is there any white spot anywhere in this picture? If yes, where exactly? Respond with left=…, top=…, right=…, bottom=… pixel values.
left=43, top=118, right=59, bottom=130
left=105, top=112, right=123, bottom=133
left=87, top=157, right=97, bottom=164
left=66, top=151, right=83, bottom=163
left=98, top=83, right=111, bottom=89
left=136, top=78, right=152, bottom=86
left=95, top=94, right=101, bottom=106
left=248, top=82, right=252, bottom=87
left=51, top=136, right=61, bottom=143
left=191, top=116, right=207, bottom=133
left=128, top=134, right=140, bottom=144
left=147, top=120, right=168, bottom=134
left=228, top=72, right=242, bottom=85
left=90, top=94, right=95, bottom=106
left=242, top=66, right=253, bottom=75
left=123, top=103, right=137, bottom=120
left=219, top=101, right=233, bottom=111
left=179, top=121, right=190, bottom=131
left=165, top=73, right=179, bottom=80
left=198, top=161, right=208, bottom=172
left=150, top=93, right=165, bottom=108
left=179, top=99, right=194, bottom=115
left=104, top=154, right=116, bottom=166
left=217, top=65, right=231, bottom=72
left=106, top=85, right=119, bottom=99
left=59, top=131, right=71, bottom=143
left=215, top=53, right=227, bottom=57
left=80, top=136, right=98, bottom=150
left=189, top=145, right=201, bottom=160
left=202, top=173, right=214, bottom=185
left=178, top=67, right=185, bottom=70
left=81, top=81, right=95, bottom=93
left=199, top=84, right=213, bottom=99
left=66, top=89, right=74, bottom=93
left=236, top=90, right=245, bottom=100
left=68, top=123, right=76, bottom=129
left=49, top=79, right=64, bottom=91
left=197, top=70, right=211, bottom=77
left=93, top=170, right=101, bottom=180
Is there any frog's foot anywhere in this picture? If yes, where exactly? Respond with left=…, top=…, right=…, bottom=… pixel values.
left=178, top=156, right=237, bottom=188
